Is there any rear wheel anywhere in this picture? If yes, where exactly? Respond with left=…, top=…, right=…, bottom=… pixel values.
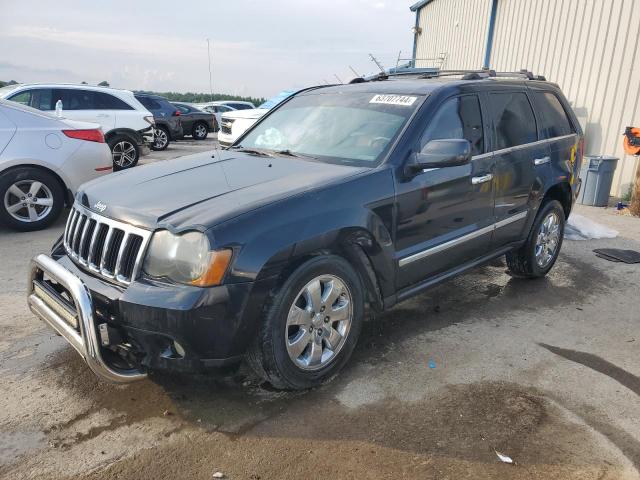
left=150, top=126, right=170, bottom=151
left=192, top=122, right=208, bottom=140
left=506, top=200, right=565, bottom=278
left=109, top=135, right=140, bottom=170
left=0, top=167, right=64, bottom=231
left=247, top=255, right=364, bottom=390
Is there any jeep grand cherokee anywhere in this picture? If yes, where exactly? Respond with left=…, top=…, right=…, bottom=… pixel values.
left=28, top=70, right=583, bottom=390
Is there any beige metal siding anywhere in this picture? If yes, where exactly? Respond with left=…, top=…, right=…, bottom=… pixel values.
left=414, top=0, right=493, bottom=69
left=490, top=0, right=640, bottom=197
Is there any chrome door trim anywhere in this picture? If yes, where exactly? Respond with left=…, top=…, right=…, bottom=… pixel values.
left=398, top=211, right=529, bottom=267
left=492, top=134, right=577, bottom=156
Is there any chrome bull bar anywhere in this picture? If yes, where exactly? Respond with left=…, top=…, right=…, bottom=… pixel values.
left=27, top=254, right=146, bottom=383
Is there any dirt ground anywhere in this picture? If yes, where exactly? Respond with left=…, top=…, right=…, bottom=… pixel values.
left=1, top=142, right=639, bottom=479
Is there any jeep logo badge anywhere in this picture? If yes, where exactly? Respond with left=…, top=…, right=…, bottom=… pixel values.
left=94, top=201, right=107, bottom=212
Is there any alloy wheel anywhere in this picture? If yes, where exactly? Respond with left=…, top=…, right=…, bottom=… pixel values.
left=3, top=180, right=54, bottom=223
left=194, top=124, right=207, bottom=138
left=153, top=128, right=168, bottom=150
left=285, top=275, right=353, bottom=371
left=535, top=212, right=561, bottom=268
left=112, top=141, right=137, bottom=168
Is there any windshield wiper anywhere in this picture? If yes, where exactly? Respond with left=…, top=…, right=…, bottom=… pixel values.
left=229, top=146, right=273, bottom=157
left=274, top=149, right=317, bottom=160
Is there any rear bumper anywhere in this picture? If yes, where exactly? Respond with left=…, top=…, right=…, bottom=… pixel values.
left=28, top=254, right=146, bottom=383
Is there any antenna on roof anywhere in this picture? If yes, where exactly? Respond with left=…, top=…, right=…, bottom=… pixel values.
left=349, top=65, right=361, bottom=77
left=369, top=53, right=386, bottom=74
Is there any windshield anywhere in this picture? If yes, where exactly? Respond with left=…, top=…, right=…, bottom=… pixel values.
left=239, top=92, right=423, bottom=166
left=0, top=84, right=21, bottom=97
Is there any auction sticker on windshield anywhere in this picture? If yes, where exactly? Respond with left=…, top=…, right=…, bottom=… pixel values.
left=370, top=94, right=417, bottom=106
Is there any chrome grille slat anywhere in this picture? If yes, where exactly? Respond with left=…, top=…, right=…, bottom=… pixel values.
left=113, top=232, right=130, bottom=279
left=63, top=204, right=152, bottom=286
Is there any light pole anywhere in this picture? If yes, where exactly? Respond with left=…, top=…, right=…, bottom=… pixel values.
left=207, top=38, right=213, bottom=102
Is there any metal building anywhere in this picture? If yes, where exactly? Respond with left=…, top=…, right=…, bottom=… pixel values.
left=410, top=0, right=640, bottom=198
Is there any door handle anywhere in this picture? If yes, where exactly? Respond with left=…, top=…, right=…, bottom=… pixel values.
left=471, top=173, right=493, bottom=185
left=534, top=156, right=551, bottom=166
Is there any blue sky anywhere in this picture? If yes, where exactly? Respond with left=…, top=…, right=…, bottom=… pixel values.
left=0, top=1, right=416, bottom=98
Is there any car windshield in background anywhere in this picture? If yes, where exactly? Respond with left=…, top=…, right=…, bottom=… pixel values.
left=239, top=92, right=423, bottom=166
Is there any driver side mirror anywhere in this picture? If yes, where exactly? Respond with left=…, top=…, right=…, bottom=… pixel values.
left=404, top=139, right=472, bottom=176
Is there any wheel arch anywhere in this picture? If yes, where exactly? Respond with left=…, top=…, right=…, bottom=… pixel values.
left=104, top=128, right=141, bottom=145
left=254, top=226, right=390, bottom=314
left=542, top=181, right=572, bottom=219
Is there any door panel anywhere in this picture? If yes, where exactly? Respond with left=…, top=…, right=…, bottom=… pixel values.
left=488, top=91, right=542, bottom=247
left=395, top=154, right=495, bottom=288
left=394, top=94, right=495, bottom=289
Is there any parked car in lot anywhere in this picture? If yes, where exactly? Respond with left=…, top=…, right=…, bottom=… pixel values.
left=218, top=90, right=294, bottom=146
left=196, top=103, right=236, bottom=131
left=217, top=100, right=255, bottom=111
left=134, top=93, right=183, bottom=151
left=171, top=102, right=216, bottom=140
left=0, top=84, right=154, bottom=170
left=0, top=100, right=112, bottom=231
left=27, top=71, right=583, bottom=389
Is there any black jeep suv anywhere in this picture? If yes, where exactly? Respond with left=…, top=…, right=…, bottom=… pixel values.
left=28, top=71, right=583, bottom=389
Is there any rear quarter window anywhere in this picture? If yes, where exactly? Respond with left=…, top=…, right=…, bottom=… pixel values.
left=533, top=92, right=574, bottom=138
left=490, top=92, right=537, bottom=150
left=136, top=96, right=162, bottom=111
left=94, top=92, right=134, bottom=110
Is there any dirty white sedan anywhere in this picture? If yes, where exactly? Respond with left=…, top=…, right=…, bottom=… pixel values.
left=0, top=99, right=113, bottom=231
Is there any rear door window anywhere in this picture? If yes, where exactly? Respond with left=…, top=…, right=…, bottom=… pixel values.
left=53, top=89, right=95, bottom=110
left=490, top=92, right=537, bottom=149
left=532, top=92, right=574, bottom=139
left=420, top=95, right=485, bottom=156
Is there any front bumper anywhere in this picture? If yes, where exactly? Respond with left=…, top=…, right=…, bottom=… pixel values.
left=28, top=254, right=146, bottom=383
left=27, top=252, right=268, bottom=382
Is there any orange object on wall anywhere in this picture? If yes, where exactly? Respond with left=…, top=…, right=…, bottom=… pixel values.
left=624, top=127, right=640, bottom=155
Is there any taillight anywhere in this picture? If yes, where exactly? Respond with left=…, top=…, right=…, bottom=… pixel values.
left=173, top=110, right=181, bottom=116
left=143, top=115, right=155, bottom=126
left=62, top=129, right=105, bottom=143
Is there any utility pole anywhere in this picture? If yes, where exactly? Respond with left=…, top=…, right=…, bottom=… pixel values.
left=206, top=38, right=214, bottom=102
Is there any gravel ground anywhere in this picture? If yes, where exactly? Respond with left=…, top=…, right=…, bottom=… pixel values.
left=0, top=144, right=639, bottom=480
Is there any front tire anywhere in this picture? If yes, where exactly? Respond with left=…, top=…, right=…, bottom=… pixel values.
left=247, top=255, right=364, bottom=390
left=192, top=122, right=208, bottom=140
left=109, top=135, right=140, bottom=170
left=0, top=167, right=64, bottom=231
left=506, top=200, right=565, bottom=278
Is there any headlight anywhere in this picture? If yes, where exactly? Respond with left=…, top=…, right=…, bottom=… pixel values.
left=143, top=230, right=232, bottom=287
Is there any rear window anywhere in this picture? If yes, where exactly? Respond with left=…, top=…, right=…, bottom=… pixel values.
left=491, top=92, right=537, bottom=149
left=136, top=96, right=162, bottom=111
left=533, top=92, right=574, bottom=139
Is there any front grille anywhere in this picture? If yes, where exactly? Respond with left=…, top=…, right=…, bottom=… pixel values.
left=64, top=204, right=153, bottom=286
left=221, top=118, right=235, bottom=135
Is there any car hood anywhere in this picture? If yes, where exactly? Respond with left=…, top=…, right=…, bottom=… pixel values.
left=222, top=108, right=268, bottom=121
left=77, top=151, right=367, bottom=231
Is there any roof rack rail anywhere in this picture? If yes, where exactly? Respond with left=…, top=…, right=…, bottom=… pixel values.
left=416, top=68, right=547, bottom=81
